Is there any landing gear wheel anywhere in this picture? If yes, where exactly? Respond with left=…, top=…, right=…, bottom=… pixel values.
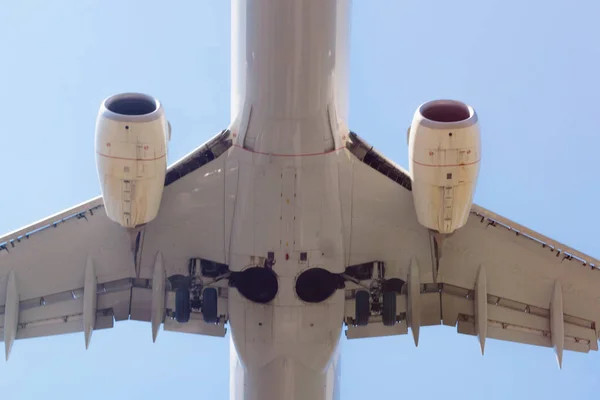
left=202, top=288, right=218, bottom=324
left=175, top=287, right=191, bottom=323
left=382, top=291, right=397, bottom=326
left=355, top=290, right=370, bottom=326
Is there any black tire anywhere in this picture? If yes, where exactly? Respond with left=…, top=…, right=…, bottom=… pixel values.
left=355, top=290, right=370, bottom=326
left=382, top=291, right=397, bottom=326
left=175, top=287, right=191, bottom=323
left=202, top=288, right=218, bottom=324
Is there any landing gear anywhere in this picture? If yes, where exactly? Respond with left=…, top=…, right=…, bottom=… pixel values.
left=355, top=290, right=370, bottom=326
left=345, top=262, right=406, bottom=328
left=174, top=286, right=220, bottom=324
left=382, top=278, right=402, bottom=326
left=382, top=291, right=397, bottom=326
left=170, top=258, right=231, bottom=324
left=202, top=288, right=218, bottom=324
left=175, top=287, right=191, bottom=323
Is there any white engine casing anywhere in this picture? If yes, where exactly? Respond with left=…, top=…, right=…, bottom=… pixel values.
left=95, top=93, right=170, bottom=228
left=408, top=99, right=481, bottom=234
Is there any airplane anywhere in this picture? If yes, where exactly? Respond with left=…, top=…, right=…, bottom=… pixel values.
left=1, top=0, right=599, bottom=399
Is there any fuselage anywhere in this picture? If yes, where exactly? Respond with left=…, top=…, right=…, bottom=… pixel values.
left=227, top=1, right=350, bottom=399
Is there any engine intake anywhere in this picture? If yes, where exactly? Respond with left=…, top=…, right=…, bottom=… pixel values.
left=105, top=93, right=159, bottom=116
left=420, top=100, right=471, bottom=123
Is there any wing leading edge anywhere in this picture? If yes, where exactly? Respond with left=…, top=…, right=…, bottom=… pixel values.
left=0, top=130, right=232, bottom=359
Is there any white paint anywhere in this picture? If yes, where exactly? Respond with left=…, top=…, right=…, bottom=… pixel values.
left=551, top=280, right=564, bottom=368
left=0, top=0, right=592, bottom=390
left=409, top=100, right=481, bottom=234
left=83, top=256, right=97, bottom=349
left=4, top=270, right=19, bottom=361
left=408, top=257, right=421, bottom=347
left=227, top=1, right=349, bottom=399
left=151, top=251, right=165, bottom=343
left=95, top=93, right=169, bottom=228
left=230, top=0, right=349, bottom=157
left=475, top=265, right=487, bottom=355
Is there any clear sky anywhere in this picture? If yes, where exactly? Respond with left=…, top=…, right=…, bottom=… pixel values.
left=1, top=0, right=599, bottom=398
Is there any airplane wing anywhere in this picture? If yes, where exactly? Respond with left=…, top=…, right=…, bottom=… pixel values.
left=342, top=132, right=600, bottom=367
left=0, top=129, right=232, bottom=358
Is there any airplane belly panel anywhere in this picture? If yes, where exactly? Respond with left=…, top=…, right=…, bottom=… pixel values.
left=228, top=157, right=256, bottom=271
left=254, top=164, right=284, bottom=257
left=227, top=151, right=348, bottom=274
left=294, top=157, right=346, bottom=274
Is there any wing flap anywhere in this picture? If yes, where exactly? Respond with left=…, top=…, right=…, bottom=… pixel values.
left=420, top=291, right=442, bottom=326
left=0, top=280, right=133, bottom=343
left=9, top=313, right=114, bottom=342
left=0, top=304, right=115, bottom=343
left=441, top=284, right=598, bottom=354
left=163, top=312, right=226, bottom=337
left=346, top=321, right=408, bottom=339
left=130, top=287, right=152, bottom=322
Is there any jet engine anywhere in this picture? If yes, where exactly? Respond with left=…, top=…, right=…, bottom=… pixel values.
left=408, top=99, right=481, bottom=234
left=95, top=93, right=170, bottom=228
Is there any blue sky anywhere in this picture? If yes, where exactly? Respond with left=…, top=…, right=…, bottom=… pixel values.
left=1, top=0, right=599, bottom=398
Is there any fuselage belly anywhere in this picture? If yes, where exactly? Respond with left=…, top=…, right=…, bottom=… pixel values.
left=228, top=1, right=350, bottom=399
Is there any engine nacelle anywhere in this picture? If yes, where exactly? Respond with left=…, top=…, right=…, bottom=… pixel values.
left=95, top=93, right=170, bottom=228
left=408, top=99, right=481, bottom=234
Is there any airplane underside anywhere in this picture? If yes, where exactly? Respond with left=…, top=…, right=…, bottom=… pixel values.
left=3, top=1, right=597, bottom=400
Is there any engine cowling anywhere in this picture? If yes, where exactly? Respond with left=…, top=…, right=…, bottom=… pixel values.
left=408, top=99, right=481, bottom=234
left=95, top=93, right=170, bottom=228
